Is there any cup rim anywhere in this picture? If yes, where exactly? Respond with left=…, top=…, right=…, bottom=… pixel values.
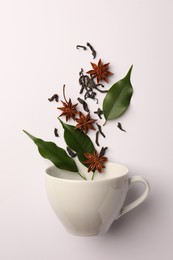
left=45, top=161, right=129, bottom=183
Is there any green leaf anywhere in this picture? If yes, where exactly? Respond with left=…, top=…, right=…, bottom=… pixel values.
left=59, top=119, right=95, bottom=165
left=103, top=65, right=133, bottom=122
left=23, top=130, right=78, bottom=172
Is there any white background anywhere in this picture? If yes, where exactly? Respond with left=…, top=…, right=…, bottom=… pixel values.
left=0, top=0, right=173, bottom=259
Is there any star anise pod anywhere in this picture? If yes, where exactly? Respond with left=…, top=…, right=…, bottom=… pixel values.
left=87, top=58, right=113, bottom=84
left=58, top=99, right=78, bottom=121
left=75, top=112, right=96, bottom=134
left=57, top=85, right=78, bottom=121
left=84, top=150, right=108, bottom=173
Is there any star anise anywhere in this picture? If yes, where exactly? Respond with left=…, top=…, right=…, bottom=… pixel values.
left=57, top=85, right=78, bottom=121
left=87, top=58, right=113, bottom=84
left=84, top=150, right=108, bottom=173
left=75, top=112, right=96, bottom=134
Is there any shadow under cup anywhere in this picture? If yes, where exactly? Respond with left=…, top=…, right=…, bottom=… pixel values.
left=45, top=162, right=150, bottom=236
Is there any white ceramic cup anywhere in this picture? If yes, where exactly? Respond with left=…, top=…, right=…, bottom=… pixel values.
left=45, top=162, right=150, bottom=236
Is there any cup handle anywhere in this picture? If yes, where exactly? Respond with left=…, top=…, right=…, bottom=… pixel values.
left=116, top=176, right=150, bottom=220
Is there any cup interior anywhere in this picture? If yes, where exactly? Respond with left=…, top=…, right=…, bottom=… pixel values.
left=46, top=161, right=128, bottom=182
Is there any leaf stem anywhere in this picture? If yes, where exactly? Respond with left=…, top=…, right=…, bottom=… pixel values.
left=103, top=120, right=107, bottom=126
left=78, top=172, right=87, bottom=180
left=91, top=171, right=95, bottom=180
left=63, top=84, right=68, bottom=103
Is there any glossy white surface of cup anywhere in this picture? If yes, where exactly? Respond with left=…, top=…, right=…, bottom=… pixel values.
left=45, top=162, right=150, bottom=236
